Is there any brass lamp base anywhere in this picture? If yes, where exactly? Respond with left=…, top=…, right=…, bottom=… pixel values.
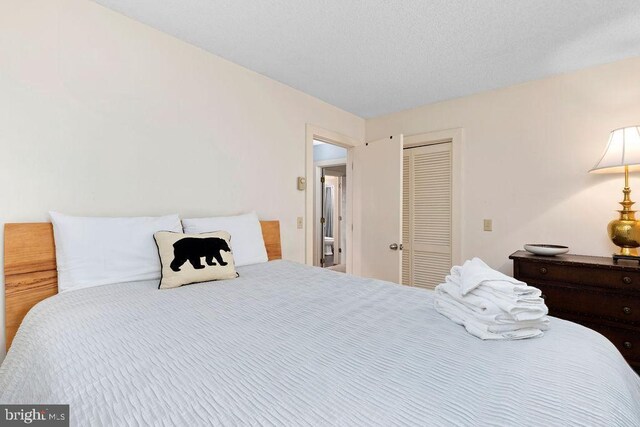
left=608, top=218, right=640, bottom=255
left=608, top=166, right=640, bottom=259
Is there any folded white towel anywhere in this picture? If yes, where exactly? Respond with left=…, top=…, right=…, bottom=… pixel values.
left=434, top=295, right=547, bottom=340
left=472, top=288, right=547, bottom=321
left=459, top=257, right=526, bottom=295
left=438, top=278, right=495, bottom=314
left=488, top=318, right=550, bottom=333
left=445, top=272, right=541, bottom=304
left=434, top=257, right=550, bottom=340
left=476, top=283, right=542, bottom=304
left=471, top=278, right=541, bottom=299
left=438, top=275, right=548, bottom=322
left=435, top=285, right=547, bottom=324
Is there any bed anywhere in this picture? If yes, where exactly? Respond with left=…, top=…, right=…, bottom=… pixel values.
left=1, top=223, right=640, bottom=426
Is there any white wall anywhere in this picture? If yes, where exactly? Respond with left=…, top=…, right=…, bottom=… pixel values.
left=367, top=57, right=640, bottom=273
left=0, top=0, right=364, bottom=357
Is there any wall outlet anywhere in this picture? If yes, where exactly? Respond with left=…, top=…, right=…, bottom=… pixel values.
left=297, top=217, right=304, bottom=229
left=483, top=219, right=492, bottom=232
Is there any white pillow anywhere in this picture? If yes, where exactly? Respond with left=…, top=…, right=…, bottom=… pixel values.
left=50, top=212, right=183, bottom=292
left=182, top=212, right=268, bottom=267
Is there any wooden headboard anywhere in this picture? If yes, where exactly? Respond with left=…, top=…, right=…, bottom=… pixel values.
left=4, top=221, right=281, bottom=351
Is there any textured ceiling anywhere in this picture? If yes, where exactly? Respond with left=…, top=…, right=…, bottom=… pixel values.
left=93, top=0, right=640, bottom=118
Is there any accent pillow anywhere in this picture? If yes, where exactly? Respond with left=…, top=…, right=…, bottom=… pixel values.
left=181, top=212, right=268, bottom=266
left=50, top=212, right=183, bottom=292
left=154, top=231, right=238, bottom=289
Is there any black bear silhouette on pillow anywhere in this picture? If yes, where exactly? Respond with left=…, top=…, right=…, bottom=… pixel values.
left=170, top=237, right=231, bottom=272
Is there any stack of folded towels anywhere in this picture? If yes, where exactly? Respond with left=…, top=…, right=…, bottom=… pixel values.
left=434, top=257, right=549, bottom=340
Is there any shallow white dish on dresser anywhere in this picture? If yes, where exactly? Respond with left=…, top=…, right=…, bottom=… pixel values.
left=524, top=244, right=570, bottom=256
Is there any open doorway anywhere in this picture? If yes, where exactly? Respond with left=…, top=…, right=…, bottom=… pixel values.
left=313, top=140, right=348, bottom=271
left=305, top=125, right=357, bottom=273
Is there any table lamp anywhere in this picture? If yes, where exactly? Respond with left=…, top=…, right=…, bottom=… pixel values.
left=590, top=126, right=640, bottom=260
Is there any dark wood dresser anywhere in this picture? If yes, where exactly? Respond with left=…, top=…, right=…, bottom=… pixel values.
left=510, top=251, right=640, bottom=372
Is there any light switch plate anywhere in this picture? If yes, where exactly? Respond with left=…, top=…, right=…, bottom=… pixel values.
left=297, top=177, right=306, bottom=191
left=297, top=217, right=304, bottom=229
left=483, top=219, right=492, bottom=232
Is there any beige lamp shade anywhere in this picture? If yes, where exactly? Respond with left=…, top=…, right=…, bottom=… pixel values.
left=590, top=126, right=640, bottom=173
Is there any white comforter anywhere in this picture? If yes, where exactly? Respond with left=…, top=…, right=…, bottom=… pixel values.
left=1, top=260, right=639, bottom=426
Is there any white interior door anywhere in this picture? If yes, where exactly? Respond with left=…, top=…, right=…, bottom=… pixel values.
left=353, top=135, right=403, bottom=283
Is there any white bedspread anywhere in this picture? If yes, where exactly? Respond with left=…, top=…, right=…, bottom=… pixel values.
left=1, top=260, right=639, bottom=426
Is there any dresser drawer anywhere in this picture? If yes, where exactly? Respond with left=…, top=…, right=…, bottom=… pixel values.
left=518, top=260, right=640, bottom=291
left=578, top=321, right=640, bottom=366
left=536, top=283, right=640, bottom=324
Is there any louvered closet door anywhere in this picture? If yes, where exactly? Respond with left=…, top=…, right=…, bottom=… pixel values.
left=402, top=157, right=412, bottom=285
left=402, top=143, right=452, bottom=289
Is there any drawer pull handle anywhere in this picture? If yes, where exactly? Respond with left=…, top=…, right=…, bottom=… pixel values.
left=539, top=267, right=548, bottom=274
left=623, top=276, right=632, bottom=284
left=623, top=306, right=632, bottom=315
left=623, top=341, right=633, bottom=349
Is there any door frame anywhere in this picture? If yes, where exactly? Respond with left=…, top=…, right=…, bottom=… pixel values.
left=314, top=158, right=347, bottom=267
left=403, top=128, right=463, bottom=266
left=305, top=125, right=358, bottom=272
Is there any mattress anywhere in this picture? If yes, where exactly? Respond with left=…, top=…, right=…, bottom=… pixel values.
left=1, top=260, right=639, bottom=426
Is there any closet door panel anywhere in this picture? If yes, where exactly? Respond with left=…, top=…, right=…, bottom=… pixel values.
left=402, top=151, right=412, bottom=286
left=409, top=143, right=452, bottom=289
left=413, top=250, right=451, bottom=289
